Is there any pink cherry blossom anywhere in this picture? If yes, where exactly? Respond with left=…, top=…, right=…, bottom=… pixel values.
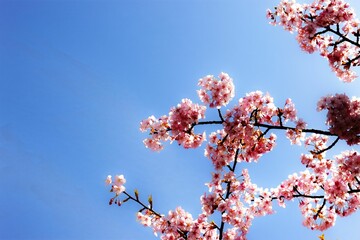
left=105, top=175, right=112, bottom=185
left=198, top=72, right=235, bottom=108
left=108, top=174, right=126, bottom=195
left=317, top=93, right=360, bottom=145
left=169, top=98, right=207, bottom=148
left=140, top=98, right=207, bottom=151
left=268, top=0, right=359, bottom=82
left=140, top=115, right=170, bottom=151
left=108, top=32, right=360, bottom=237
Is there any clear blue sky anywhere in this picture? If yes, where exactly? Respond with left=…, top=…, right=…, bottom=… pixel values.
left=1, top=0, right=360, bottom=239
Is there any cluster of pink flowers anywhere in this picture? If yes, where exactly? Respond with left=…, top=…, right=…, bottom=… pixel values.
left=268, top=0, right=359, bottom=82
left=317, top=93, right=360, bottom=145
left=329, top=151, right=360, bottom=217
left=197, top=72, right=235, bottom=108
left=109, top=63, right=359, bottom=237
left=286, top=124, right=306, bottom=145
left=220, top=91, right=305, bottom=162
left=274, top=170, right=321, bottom=203
left=106, top=175, right=126, bottom=196
left=140, top=99, right=206, bottom=151
left=222, top=91, right=278, bottom=163
left=304, top=133, right=329, bottom=151
left=200, top=169, right=273, bottom=239
left=136, top=208, right=218, bottom=239
left=168, top=99, right=207, bottom=149
left=300, top=198, right=337, bottom=231
left=284, top=101, right=307, bottom=145
left=136, top=207, right=195, bottom=239
left=272, top=169, right=336, bottom=230
left=270, top=146, right=360, bottom=231
left=205, top=130, right=235, bottom=171
left=336, top=150, right=360, bottom=178
left=140, top=115, right=170, bottom=151
left=282, top=98, right=297, bottom=122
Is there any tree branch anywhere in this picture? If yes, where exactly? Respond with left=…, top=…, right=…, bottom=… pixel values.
left=270, top=187, right=360, bottom=201
left=219, top=148, right=240, bottom=239
left=218, top=109, right=225, bottom=122
left=327, top=26, right=360, bottom=48
left=122, top=191, right=188, bottom=239
left=315, top=199, right=327, bottom=219
left=314, top=137, right=340, bottom=155
left=254, top=122, right=336, bottom=136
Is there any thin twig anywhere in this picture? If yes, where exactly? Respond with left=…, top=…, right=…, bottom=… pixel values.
left=315, top=137, right=340, bottom=154
left=315, top=199, right=327, bottom=219
left=122, top=191, right=188, bottom=239
left=218, top=109, right=225, bottom=122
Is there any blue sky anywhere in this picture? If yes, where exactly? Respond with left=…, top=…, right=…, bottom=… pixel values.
left=1, top=0, right=360, bottom=239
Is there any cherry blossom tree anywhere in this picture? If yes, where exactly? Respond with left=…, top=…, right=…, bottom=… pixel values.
left=106, top=0, right=360, bottom=239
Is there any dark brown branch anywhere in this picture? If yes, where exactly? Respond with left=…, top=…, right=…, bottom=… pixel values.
left=160, top=109, right=338, bottom=139
left=248, top=108, right=336, bottom=138
left=315, top=199, right=327, bottom=219
left=218, top=109, right=225, bottom=122
left=232, top=148, right=240, bottom=172
left=345, top=52, right=360, bottom=65
left=313, top=28, right=330, bottom=38
left=292, top=193, right=325, bottom=199
left=277, top=108, right=284, bottom=127
left=254, top=122, right=336, bottom=136
left=349, top=189, right=360, bottom=194
left=355, top=176, right=360, bottom=185
left=327, top=26, right=360, bottom=48
left=313, top=24, right=360, bottom=48
left=219, top=148, right=240, bottom=239
left=257, top=128, right=271, bottom=140
left=196, top=120, right=224, bottom=125
left=270, top=188, right=360, bottom=201
left=312, top=25, right=360, bottom=69
left=314, top=137, right=340, bottom=154
left=123, top=191, right=162, bottom=217
left=187, top=120, right=224, bottom=133
left=219, top=180, right=232, bottom=240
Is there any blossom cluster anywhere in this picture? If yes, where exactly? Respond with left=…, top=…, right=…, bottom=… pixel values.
left=106, top=175, right=126, bottom=196
left=268, top=0, right=360, bottom=82
left=199, top=170, right=271, bottom=239
left=136, top=208, right=219, bottom=239
left=169, top=99, right=207, bottom=149
left=109, top=69, right=359, bottom=237
left=140, top=115, right=170, bottom=151
left=212, top=91, right=279, bottom=165
left=286, top=118, right=307, bottom=145
left=271, top=148, right=360, bottom=231
left=317, top=93, right=360, bottom=145
left=127, top=144, right=360, bottom=235
left=140, top=99, right=206, bottom=151
left=197, top=72, right=235, bottom=108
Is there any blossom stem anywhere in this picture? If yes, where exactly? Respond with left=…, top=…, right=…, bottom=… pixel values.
left=271, top=188, right=360, bottom=201
left=254, top=123, right=336, bottom=136
left=218, top=109, right=225, bottom=122
left=315, top=199, right=327, bottom=219
left=123, top=191, right=188, bottom=239
left=123, top=191, right=162, bottom=218
left=219, top=148, right=240, bottom=239
left=315, top=137, right=340, bottom=154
